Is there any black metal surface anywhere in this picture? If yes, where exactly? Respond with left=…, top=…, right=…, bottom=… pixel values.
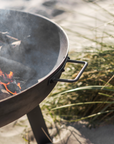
left=27, top=105, right=51, bottom=144
left=52, top=58, right=88, bottom=82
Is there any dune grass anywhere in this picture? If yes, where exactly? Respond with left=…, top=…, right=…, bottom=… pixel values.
left=40, top=1, right=114, bottom=128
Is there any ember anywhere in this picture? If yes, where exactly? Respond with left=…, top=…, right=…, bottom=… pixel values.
left=6, top=71, right=13, bottom=79
left=0, top=69, right=21, bottom=95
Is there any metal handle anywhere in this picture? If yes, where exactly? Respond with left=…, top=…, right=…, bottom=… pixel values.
left=54, top=58, right=88, bottom=83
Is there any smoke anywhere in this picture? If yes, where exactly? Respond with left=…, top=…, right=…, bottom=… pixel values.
left=0, top=9, right=39, bottom=92
left=0, top=2, right=61, bottom=96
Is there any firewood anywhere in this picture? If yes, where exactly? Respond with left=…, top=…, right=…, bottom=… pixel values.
left=0, top=32, right=35, bottom=64
left=1, top=89, right=10, bottom=94
left=0, top=42, right=25, bottom=63
left=9, top=40, right=26, bottom=62
left=7, top=82, right=21, bottom=94
left=0, top=89, right=11, bottom=100
left=0, top=32, right=18, bottom=44
left=0, top=93, right=11, bottom=100
left=0, top=40, right=30, bottom=63
left=10, top=40, right=21, bottom=47
left=0, top=56, right=36, bottom=82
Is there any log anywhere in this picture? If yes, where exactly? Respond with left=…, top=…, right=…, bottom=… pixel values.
left=0, top=89, right=11, bottom=101
left=0, top=32, right=18, bottom=44
left=0, top=32, right=25, bottom=63
left=7, top=82, right=21, bottom=94
left=0, top=40, right=25, bottom=62
left=10, top=40, right=21, bottom=48
left=9, top=40, right=27, bottom=63
left=0, top=93, right=11, bottom=100
left=0, top=40, right=32, bottom=63
left=0, top=56, right=36, bottom=82
left=0, top=32, right=35, bottom=64
left=0, top=32, right=37, bottom=90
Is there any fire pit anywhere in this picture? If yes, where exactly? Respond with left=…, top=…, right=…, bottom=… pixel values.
left=0, top=9, right=88, bottom=144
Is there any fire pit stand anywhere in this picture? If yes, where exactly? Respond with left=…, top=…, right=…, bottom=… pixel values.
left=27, top=105, right=51, bottom=144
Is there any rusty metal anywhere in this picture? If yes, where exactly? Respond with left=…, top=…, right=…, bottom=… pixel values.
left=0, top=10, right=88, bottom=144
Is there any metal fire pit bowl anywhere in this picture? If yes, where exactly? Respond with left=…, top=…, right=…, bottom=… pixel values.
left=0, top=10, right=88, bottom=144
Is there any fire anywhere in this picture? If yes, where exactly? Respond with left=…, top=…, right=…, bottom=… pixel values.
left=0, top=69, right=5, bottom=79
left=6, top=71, right=13, bottom=79
left=0, top=69, right=21, bottom=95
left=0, top=81, right=17, bottom=95
left=17, top=83, right=21, bottom=89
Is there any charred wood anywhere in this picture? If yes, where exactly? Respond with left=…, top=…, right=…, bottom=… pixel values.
left=0, top=89, right=11, bottom=101
left=0, top=56, right=36, bottom=82
left=0, top=32, right=18, bottom=44
left=7, top=82, right=21, bottom=94
left=0, top=40, right=25, bottom=63
left=0, top=34, right=34, bottom=64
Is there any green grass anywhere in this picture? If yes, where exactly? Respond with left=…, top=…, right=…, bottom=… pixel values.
left=40, top=1, right=114, bottom=128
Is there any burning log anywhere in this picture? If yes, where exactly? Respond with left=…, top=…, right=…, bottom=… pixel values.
left=0, top=56, right=36, bottom=82
left=0, top=89, right=11, bottom=101
left=0, top=69, right=21, bottom=98
left=7, top=82, right=21, bottom=94
left=0, top=32, right=37, bottom=92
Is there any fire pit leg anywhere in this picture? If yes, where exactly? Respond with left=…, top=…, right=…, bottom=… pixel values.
left=27, top=105, right=52, bottom=144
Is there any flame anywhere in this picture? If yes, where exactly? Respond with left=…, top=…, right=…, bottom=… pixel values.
left=0, top=81, right=17, bottom=95
left=17, top=83, right=21, bottom=89
left=6, top=71, right=13, bottom=79
left=0, top=69, right=3, bottom=76
left=0, top=69, right=21, bottom=95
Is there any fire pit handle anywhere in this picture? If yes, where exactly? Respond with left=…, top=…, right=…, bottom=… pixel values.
left=51, top=57, right=88, bottom=83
